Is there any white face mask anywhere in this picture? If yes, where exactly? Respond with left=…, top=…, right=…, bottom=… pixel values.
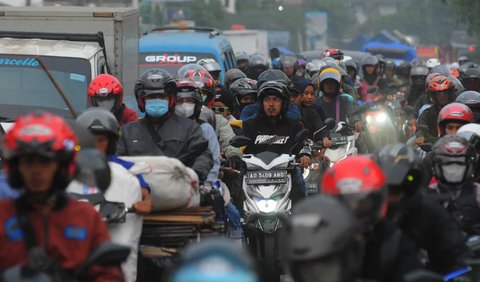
left=97, top=98, right=115, bottom=111
left=441, top=164, right=467, bottom=183
left=175, top=103, right=196, bottom=118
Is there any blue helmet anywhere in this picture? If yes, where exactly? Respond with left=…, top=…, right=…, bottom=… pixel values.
left=172, top=238, right=259, bottom=282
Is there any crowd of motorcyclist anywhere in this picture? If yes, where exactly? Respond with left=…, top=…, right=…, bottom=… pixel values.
left=3, top=44, right=480, bottom=282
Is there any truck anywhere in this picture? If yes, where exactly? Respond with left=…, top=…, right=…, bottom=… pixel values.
left=222, top=29, right=269, bottom=57
left=0, top=6, right=140, bottom=120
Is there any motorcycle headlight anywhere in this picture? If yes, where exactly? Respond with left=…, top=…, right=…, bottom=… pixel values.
left=366, top=115, right=372, bottom=123
left=376, top=112, right=388, bottom=123
left=254, top=197, right=279, bottom=213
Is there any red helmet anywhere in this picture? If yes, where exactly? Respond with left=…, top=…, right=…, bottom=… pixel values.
left=425, top=72, right=441, bottom=91
left=322, top=48, right=344, bottom=60
left=177, top=64, right=215, bottom=107
left=427, top=75, right=456, bottom=106
left=427, top=75, right=454, bottom=92
left=437, top=102, right=474, bottom=136
left=450, top=66, right=460, bottom=78
left=87, top=74, right=124, bottom=111
left=321, top=156, right=387, bottom=229
left=2, top=112, right=79, bottom=189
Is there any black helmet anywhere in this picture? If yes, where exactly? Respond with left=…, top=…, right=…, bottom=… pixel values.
left=456, top=90, right=480, bottom=109
left=410, top=65, right=429, bottom=77
left=432, top=135, right=478, bottom=186
left=76, top=107, right=119, bottom=155
left=249, top=53, right=269, bottom=69
left=257, top=69, right=291, bottom=88
left=385, top=59, right=396, bottom=70
left=281, top=195, right=363, bottom=282
left=462, top=67, right=480, bottom=91
left=134, top=69, right=176, bottom=112
left=459, top=62, right=477, bottom=78
left=410, top=65, right=429, bottom=87
left=257, top=80, right=290, bottom=115
left=375, top=143, right=423, bottom=197
left=224, top=68, right=247, bottom=90
left=344, top=59, right=358, bottom=72
left=229, top=78, right=258, bottom=112
left=235, top=51, right=249, bottom=63
left=248, top=54, right=269, bottom=80
left=396, top=62, right=412, bottom=79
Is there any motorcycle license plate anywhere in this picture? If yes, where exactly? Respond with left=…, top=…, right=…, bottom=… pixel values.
left=246, top=170, right=287, bottom=185
left=332, top=136, right=348, bottom=145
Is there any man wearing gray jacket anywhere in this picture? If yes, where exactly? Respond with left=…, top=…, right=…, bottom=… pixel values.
left=117, top=69, right=213, bottom=183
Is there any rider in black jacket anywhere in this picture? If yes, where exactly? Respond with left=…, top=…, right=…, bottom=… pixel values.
left=375, top=143, right=472, bottom=274
left=429, top=135, right=480, bottom=236
left=242, top=80, right=311, bottom=202
left=116, top=69, right=213, bottom=183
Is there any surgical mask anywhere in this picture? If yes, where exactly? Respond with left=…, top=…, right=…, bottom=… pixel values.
left=97, top=98, right=115, bottom=111
left=175, top=103, right=195, bottom=118
left=441, top=164, right=467, bottom=183
left=145, top=98, right=169, bottom=118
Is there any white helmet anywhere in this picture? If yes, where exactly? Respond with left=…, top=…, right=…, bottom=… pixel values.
left=458, top=123, right=480, bottom=136
left=457, top=123, right=480, bottom=152
left=425, top=58, right=441, bottom=69
left=306, top=59, right=326, bottom=75
left=342, top=55, right=353, bottom=62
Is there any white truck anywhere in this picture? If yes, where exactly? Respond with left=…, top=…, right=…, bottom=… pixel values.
left=223, top=29, right=269, bottom=57
left=0, top=6, right=140, bottom=120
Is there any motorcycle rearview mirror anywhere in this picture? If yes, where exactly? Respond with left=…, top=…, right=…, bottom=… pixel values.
left=324, top=118, right=336, bottom=130
left=313, top=118, right=336, bottom=140
left=293, top=129, right=308, bottom=145
left=290, top=129, right=308, bottom=155
left=229, top=136, right=251, bottom=148
left=74, top=242, right=130, bottom=278
left=76, top=148, right=111, bottom=192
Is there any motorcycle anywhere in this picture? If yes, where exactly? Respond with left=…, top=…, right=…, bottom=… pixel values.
left=364, top=99, right=398, bottom=148
left=229, top=130, right=308, bottom=282
left=324, top=121, right=358, bottom=167
left=303, top=118, right=337, bottom=194
left=1, top=242, right=130, bottom=282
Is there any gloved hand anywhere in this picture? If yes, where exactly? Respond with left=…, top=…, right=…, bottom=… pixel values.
left=227, top=156, right=246, bottom=172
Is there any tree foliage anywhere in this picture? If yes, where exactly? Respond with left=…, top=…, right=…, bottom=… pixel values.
left=445, top=0, right=480, bottom=36
left=365, top=0, right=461, bottom=45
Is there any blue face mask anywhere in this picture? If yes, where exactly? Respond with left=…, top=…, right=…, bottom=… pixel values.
left=145, top=98, right=169, bottom=118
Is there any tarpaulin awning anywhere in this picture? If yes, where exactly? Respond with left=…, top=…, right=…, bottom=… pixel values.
left=362, top=41, right=417, bottom=62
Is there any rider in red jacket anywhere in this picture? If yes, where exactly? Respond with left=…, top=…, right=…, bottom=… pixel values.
left=88, top=74, right=138, bottom=126
left=0, top=112, right=124, bottom=281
